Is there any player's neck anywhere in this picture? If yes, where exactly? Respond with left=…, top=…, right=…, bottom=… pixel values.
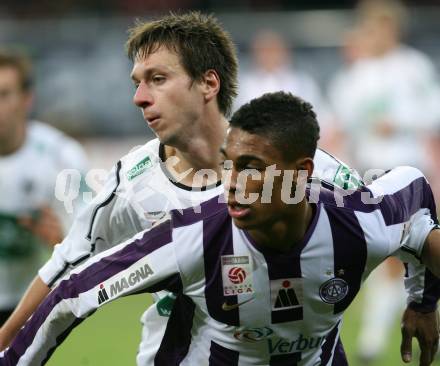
left=163, top=115, right=228, bottom=187
left=248, top=199, right=314, bottom=253
left=0, top=121, right=26, bottom=156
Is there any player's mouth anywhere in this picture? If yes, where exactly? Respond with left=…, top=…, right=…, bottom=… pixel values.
left=227, top=202, right=251, bottom=219
left=145, top=115, right=161, bottom=128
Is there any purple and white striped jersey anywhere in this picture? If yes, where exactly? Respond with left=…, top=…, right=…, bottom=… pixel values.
left=1, top=166, right=437, bottom=366
left=34, top=137, right=370, bottom=365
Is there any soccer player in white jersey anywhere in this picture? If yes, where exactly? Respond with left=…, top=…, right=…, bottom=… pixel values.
left=0, top=14, right=437, bottom=365
left=0, top=51, right=88, bottom=327
left=1, top=91, right=439, bottom=366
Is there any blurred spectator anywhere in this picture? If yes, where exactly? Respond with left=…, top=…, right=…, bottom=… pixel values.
left=329, top=0, right=440, bottom=173
left=235, top=29, right=332, bottom=135
left=328, top=0, right=440, bottom=364
left=0, top=50, right=88, bottom=326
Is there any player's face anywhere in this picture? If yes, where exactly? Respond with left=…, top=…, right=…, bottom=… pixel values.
left=221, top=127, right=308, bottom=231
left=0, top=67, right=30, bottom=143
left=131, top=47, right=205, bottom=146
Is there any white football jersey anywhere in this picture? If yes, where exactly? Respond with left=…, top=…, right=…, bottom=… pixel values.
left=0, top=121, right=88, bottom=309
left=3, top=166, right=437, bottom=366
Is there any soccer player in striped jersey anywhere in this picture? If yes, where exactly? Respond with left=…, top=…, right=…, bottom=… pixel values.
left=0, top=13, right=438, bottom=366
left=1, top=92, right=439, bottom=366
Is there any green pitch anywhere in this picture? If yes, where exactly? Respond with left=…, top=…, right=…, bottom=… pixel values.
left=47, top=291, right=420, bottom=366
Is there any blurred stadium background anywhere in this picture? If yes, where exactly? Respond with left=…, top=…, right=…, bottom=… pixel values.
left=1, top=0, right=440, bottom=365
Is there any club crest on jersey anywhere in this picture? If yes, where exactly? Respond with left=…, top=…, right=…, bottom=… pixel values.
left=221, top=255, right=253, bottom=296
left=270, top=278, right=303, bottom=311
left=319, top=278, right=349, bottom=304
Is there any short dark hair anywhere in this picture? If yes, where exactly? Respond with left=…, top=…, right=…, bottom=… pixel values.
left=126, top=11, right=238, bottom=117
left=230, top=91, right=320, bottom=160
left=0, top=50, right=33, bottom=91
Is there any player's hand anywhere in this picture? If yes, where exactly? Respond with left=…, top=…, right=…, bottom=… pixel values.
left=18, top=206, right=63, bottom=247
left=400, top=306, right=439, bottom=366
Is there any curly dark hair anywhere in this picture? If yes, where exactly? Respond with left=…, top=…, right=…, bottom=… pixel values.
left=230, top=91, right=320, bottom=160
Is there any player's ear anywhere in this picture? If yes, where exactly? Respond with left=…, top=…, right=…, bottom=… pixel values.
left=296, top=157, right=314, bottom=179
left=201, top=69, right=220, bottom=103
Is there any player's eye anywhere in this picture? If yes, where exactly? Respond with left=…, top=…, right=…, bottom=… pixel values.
left=152, top=75, right=166, bottom=84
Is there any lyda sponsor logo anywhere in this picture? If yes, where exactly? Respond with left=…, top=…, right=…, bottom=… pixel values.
left=127, top=156, right=153, bottom=181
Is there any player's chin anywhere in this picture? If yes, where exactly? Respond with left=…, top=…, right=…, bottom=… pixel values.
left=231, top=216, right=260, bottom=230
left=231, top=217, right=250, bottom=229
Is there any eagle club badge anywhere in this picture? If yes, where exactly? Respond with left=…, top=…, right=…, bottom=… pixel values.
left=221, top=255, right=254, bottom=296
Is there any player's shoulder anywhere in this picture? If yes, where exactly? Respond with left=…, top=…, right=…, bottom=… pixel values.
left=390, top=46, right=435, bottom=73
left=28, top=120, right=71, bottom=147
left=317, top=166, right=427, bottom=214
left=313, top=149, right=363, bottom=190
left=27, top=121, right=87, bottom=168
left=118, top=138, right=162, bottom=181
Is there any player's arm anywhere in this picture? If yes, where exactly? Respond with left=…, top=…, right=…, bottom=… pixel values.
left=0, top=277, right=49, bottom=351
left=0, top=221, right=180, bottom=366
left=18, top=206, right=64, bottom=247
left=16, top=133, right=90, bottom=248
left=368, top=166, right=439, bottom=366
left=399, top=222, right=440, bottom=366
left=422, top=228, right=440, bottom=278
left=0, top=162, right=129, bottom=351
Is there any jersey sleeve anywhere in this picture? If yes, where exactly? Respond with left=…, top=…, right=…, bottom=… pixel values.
left=397, top=196, right=440, bottom=312
left=39, top=161, right=146, bottom=288
left=368, top=166, right=439, bottom=311
left=0, top=221, right=181, bottom=366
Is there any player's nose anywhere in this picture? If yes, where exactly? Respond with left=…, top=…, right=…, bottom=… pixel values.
left=223, top=168, right=239, bottom=195
left=133, top=81, right=153, bottom=108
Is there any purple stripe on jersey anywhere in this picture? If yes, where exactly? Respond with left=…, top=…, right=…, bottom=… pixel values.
left=325, top=206, right=367, bottom=314
left=208, top=341, right=239, bottom=366
left=417, top=186, right=440, bottom=309
left=155, top=294, right=195, bottom=366
left=269, top=351, right=301, bottom=365
left=3, top=221, right=174, bottom=365
left=377, top=177, right=434, bottom=226
left=330, top=339, right=348, bottom=366
left=203, top=210, right=239, bottom=326
left=172, top=194, right=225, bottom=228
left=319, top=323, right=340, bottom=365
left=336, top=176, right=436, bottom=226
left=250, top=204, right=320, bottom=324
